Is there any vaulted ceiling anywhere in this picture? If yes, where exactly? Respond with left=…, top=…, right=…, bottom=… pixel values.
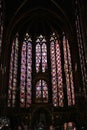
left=4, top=0, right=76, bottom=42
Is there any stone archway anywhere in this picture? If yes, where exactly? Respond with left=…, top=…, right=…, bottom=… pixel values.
left=31, top=106, right=52, bottom=130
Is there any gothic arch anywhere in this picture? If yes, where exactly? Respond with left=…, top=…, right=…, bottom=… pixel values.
left=30, top=105, right=52, bottom=128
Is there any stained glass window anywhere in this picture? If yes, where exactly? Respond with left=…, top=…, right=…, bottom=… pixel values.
left=8, top=32, right=75, bottom=108
left=63, top=35, right=75, bottom=106
left=20, top=33, right=32, bottom=108
left=8, top=33, right=19, bottom=107
left=50, top=33, right=75, bottom=107
left=36, top=35, right=47, bottom=73
left=36, top=80, right=48, bottom=103
left=75, top=0, right=87, bottom=96
left=50, top=33, right=64, bottom=107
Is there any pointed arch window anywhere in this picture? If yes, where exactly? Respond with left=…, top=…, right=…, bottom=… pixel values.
left=36, top=35, right=47, bottom=73
left=8, top=32, right=75, bottom=108
left=75, top=0, right=87, bottom=96
left=50, top=33, right=75, bottom=107
left=20, top=33, right=32, bottom=108
left=50, top=33, right=64, bottom=107
left=36, top=80, right=48, bottom=103
left=8, top=33, right=19, bottom=107
left=63, top=35, right=75, bottom=106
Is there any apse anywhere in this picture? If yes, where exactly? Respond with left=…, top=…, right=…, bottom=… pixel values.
left=8, top=32, right=75, bottom=108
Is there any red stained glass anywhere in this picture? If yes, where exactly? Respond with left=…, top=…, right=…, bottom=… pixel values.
left=36, top=35, right=47, bottom=73
left=20, top=33, right=32, bottom=108
left=8, top=34, right=19, bottom=107
left=63, top=35, right=75, bottom=106
left=36, top=80, right=48, bottom=103
left=50, top=33, right=64, bottom=107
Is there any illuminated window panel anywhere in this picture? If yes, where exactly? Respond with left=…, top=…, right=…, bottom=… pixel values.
left=36, top=35, right=47, bottom=73
left=75, top=2, right=87, bottom=96
left=8, top=42, right=15, bottom=107
left=36, top=80, right=42, bottom=100
left=50, top=33, right=64, bottom=107
left=8, top=34, right=19, bottom=107
left=20, top=33, right=32, bottom=108
left=36, top=80, right=48, bottom=103
left=42, top=44, right=47, bottom=72
left=50, top=40, right=58, bottom=106
left=67, top=40, right=75, bottom=105
left=42, top=40, right=47, bottom=72
left=26, top=42, right=32, bottom=107
left=55, top=40, right=64, bottom=107
left=20, top=42, right=26, bottom=107
left=63, top=35, right=75, bottom=106
left=36, top=43, right=41, bottom=73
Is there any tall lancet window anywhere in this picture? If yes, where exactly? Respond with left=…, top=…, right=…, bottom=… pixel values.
left=36, top=80, right=48, bottom=103
left=20, top=33, right=32, bottom=108
left=0, top=0, right=3, bottom=57
left=8, top=33, right=19, bottom=107
left=36, top=35, right=47, bottom=73
left=75, top=0, right=87, bottom=96
left=50, top=33, right=64, bottom=107
left=63, top=35, right=75, bottom=106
